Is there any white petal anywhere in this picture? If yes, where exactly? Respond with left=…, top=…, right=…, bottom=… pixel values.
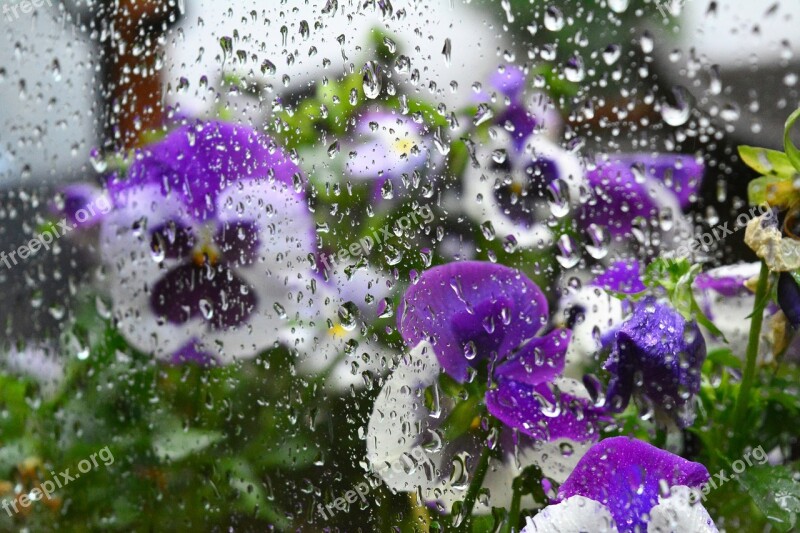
left=556, top=285, right=626, bottom=378
left=522, top=496, right=618, bottom=533
left=365, top=342, right=574, bottom=512
left=100, top=184, right=203, bottom=359
left=647, top=486, right=719, bottom=533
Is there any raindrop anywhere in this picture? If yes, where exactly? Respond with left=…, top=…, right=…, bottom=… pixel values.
left=547, top=178, right=571, bottom=218
left=544, top=6, right=565, bottom=31
left=602, top=44, right=621, bottom=66
left=556, top=234, right=580, bottom=268
left=361, top=61, right=382, bottom=99
left=473, top=103, right=494, bottom=126
left=608, top=0, right=629, bottom=13
left=327, top=141, right=340, bottom=158
left=337, top=302, right=359, bottom=331
left=198, top=299, right=214, bottom=320
left=660, top=86, right=692, bottom=126
left=564, top=54, right=585, bottom=82
left=260, top=60, right=277, bottom=75
left=584, top=223, right=610, bottom=259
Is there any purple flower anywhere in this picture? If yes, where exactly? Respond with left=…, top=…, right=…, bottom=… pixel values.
left=578, top=154, right=704, bottom=246
left=556, top=260, right=643, bottom=377
left=398, top=261, right=604, bottom=440
left=694, top=263, right=777, bottom=350
left=604, top=297, right=707, bottom=427
left=94, top=121, right=317, bottom=364
left=477, top=65, right=563, bottom=147
left=462, top=135, right=584, bottom=248
left=524, top=437, right=717, bottom=532
left=367, top=261, right=606, bottom=511
left=778, top=272, right=800, bottom=329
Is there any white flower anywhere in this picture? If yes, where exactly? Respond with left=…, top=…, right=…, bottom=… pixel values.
left=462, top=133, right=585, bottom=248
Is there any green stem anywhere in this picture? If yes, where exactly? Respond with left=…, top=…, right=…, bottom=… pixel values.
left=732, top=260, right=770, bottom=439
left=454, top=422, right=496, bottom=532
left=502, top=479, right=523, bottom=533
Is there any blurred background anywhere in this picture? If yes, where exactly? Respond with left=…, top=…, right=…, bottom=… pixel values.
left=0, top=0, right=798, bottom=529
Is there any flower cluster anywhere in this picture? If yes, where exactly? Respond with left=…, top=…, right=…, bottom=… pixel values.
left=30, top=57, right=800, bottom=532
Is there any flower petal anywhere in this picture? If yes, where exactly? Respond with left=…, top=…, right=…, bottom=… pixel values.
left=647, top=486, right=719, bottom=533
left=116, top=121, right=303, bottom=221
left=398, top=261, right=549, bottom=382
left=591, top=260, right=645, bottom=294
left=521, top=495, right=618, bottom=533
left=485, top=379, right=605, bottom=442
left=557, top=437, right=710, bottom=532
left=494, top=328, right=571, bottom=386
left=604, top=297, right=706, bottom=427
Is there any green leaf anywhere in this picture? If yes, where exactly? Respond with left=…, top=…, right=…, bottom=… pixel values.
left=706, top=348, right=742, bottom=370
left=223, top=459, right=291, bottom=529
left=748, top=175, right=795, bottom=207
left=739, top=465, right=800, bottom=532
left=152, top=419, right=224, bottom=462
left=784, top=107, right=800, bottom=173
left=738, top=145, right=796, bottom=176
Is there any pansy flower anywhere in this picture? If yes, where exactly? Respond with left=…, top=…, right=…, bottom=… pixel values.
left=283, top=263, right=395, bottom=390
left=523, top=437, right=717, bottom=532
left=476, top=64, right=563, bottom=146
left=694, top=263, right=779, bottom=352
left=556, top=260, right=644, bottom=377
left=463, top=65, right=582, bottom=249
left=578, top=154, right=704, bottom=254
left=462, top=133, right=585, bottom=248
left=367, top=261, right=605, bottom=511
left=604, top=297, right=707, bottom=427
left=69, top=121, right=318, bottom=365
left=345, top=109, right=432, bottom=185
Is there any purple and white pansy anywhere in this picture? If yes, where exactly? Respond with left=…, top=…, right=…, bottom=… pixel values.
left=556, top=260, right=644, bottom=378
left=523, top=437, right=718, bottom=532
left=68, top=121, right=319, bottom=365
left=462, top=133, right=585, bottom=248
left=367, top=261, right=606, bottom=511
left=283, top=263, right=395, bottom=390
left=345, top=109, right=432, bottom=183
left=694, top=262, right=777, bottom=353
left=476, top=65, right=563, bottom=145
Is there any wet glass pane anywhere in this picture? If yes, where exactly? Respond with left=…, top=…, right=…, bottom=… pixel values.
left=1, top=0, right=799, bottom=530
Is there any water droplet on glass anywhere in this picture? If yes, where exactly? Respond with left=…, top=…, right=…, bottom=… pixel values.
left=361, top=61, right=382, bottom=99
left=608, top=0, right=629, bottom=13
left=556, top=234, right=580, bottom=268
left=660, top=85, right=692, bottom=126
left=544, top=6, right=565, bottom=31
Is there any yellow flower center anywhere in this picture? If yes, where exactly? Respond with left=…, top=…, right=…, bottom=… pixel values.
left=328, top=323, right=349, bottom=338
left=192, top=226, right=221, bottom=266
left=393, top=138, right=415, bottom=155
left=509, top=181, right=525, bottom=195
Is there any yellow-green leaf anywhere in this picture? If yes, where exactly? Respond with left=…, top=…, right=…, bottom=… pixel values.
left=738, top=145, right=796, bottom=176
